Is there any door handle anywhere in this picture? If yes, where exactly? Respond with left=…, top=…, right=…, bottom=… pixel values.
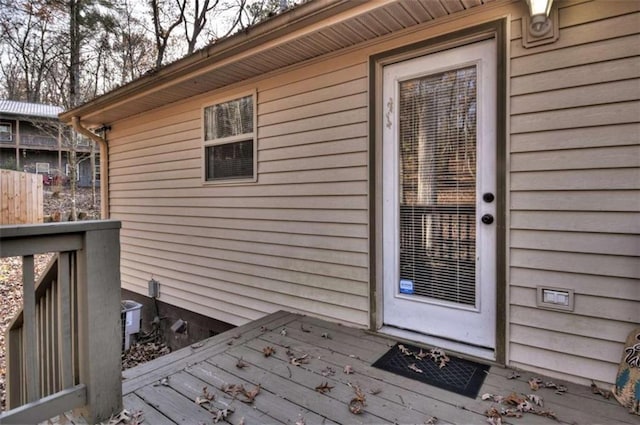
left=481, top=214, right=494, bottom=225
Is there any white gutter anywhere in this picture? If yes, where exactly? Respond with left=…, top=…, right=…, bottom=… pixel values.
left=71, top=116, right=109, bottom=219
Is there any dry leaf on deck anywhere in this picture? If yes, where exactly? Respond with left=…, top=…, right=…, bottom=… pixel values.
left=485, top=407, right=502, bottom=425
left=321, top=366, right=335, bottom=377
left=295, top=415, right=306, bottom=425
left=503, top=393, right=525, bottom=406
left=289, top=353, right=309, bottom=366
left=213, top=408, right=232, bottom=423
left=263, top=346, right=276, bottom=357
left=321, top=332, right=332, bottom=339
left=300, top=324, right=311, bottom=333
left=416, top=349, right=428, bottom=359
left=236, top=357, right=248, bottom=369
left=343, top=365, right=354, bottom=374
left=315, top=381, right=334, bottom=393
left=500, top=408, right=522, bottom=418
left=281, top=328, right=287, bottom=336
left=425, top=416, right=438, bottom=424
left=481, top=393, right=495, bottom=401
left=590, top=381, right=611, bottom=399
left=195, top=396, right=209, bottom=406
left=242, top=384, right=261, bottom=403
left=369, top=388, right=382, bottom=395
left=349, top=397, right=365, bottom=414
left=528, top=377, right=543, bottom=391
left=222, top=383, right=245, bottom=398
left=507, top=371, right=520, bottom=379
left=533, top=409, right=557, bottom=419
left=408, top=363, right=423, bottom=373
left=527, top=394, right=543, bottom=407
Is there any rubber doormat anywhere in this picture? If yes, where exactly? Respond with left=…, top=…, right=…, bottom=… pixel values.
left=372, top=342, right=489, bottom=398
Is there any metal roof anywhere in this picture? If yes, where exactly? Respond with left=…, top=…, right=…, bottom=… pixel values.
left=61, top=0, right=494, bottom=127
left=0, top=100, right=63, bottom=119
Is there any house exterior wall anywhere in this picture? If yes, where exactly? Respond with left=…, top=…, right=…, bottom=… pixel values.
left=106, top=0, right=639, bottom=386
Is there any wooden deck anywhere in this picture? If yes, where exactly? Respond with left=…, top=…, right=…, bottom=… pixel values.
left=121, top=311, right=635, bottom=425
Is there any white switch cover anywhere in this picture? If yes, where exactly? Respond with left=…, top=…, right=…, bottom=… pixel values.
left=537, top=287, right=574, bottom=311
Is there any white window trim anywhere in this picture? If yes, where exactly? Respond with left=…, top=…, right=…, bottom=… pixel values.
left=0, top=122, right=12, bottom=141
left=201, top=90, right=257, bottom=185
left=65, top=163, right=80, bottom=181
left=35, top=162, right=50, bottom=173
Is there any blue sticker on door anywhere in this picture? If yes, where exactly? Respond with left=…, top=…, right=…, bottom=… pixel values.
left=399, top=279, right=414, bottom=295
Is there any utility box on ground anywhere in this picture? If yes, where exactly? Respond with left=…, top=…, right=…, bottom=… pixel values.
left=121, top=300, right=142, bottom=351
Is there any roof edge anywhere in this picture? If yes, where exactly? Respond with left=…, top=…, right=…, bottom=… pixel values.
left=59, top=0, right=357, bottom=124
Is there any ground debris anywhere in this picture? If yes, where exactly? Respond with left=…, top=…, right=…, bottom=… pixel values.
left=122, top=341, right=170, bottom=370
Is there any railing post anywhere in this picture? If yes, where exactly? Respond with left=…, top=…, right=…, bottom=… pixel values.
left=75, top=223, right=122, bottom=423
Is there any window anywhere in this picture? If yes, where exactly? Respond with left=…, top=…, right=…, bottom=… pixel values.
left=65, top=163, right=80, bottom=181
left=203, top=93, right=256, bottom=182
left=35, top=162, right=50, bottom=174
left=0, top=123, right=12, bottom=141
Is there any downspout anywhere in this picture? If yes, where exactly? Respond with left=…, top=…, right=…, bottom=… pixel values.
left=71, top=116, right=109, bottom=219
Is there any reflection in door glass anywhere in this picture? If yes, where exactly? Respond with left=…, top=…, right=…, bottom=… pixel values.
left=398, top=66, right=477, bottom=306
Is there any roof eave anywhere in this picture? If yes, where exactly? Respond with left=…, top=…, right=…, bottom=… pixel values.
left=59, top=0, right=357, bottom=124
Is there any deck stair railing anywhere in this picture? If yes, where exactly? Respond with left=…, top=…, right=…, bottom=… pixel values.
left=0, top=220, right=122, bottom=424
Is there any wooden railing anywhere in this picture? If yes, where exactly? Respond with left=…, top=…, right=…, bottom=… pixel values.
left=0, top=221, right=122, bottom=424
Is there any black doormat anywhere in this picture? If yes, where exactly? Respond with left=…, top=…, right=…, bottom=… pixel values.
left=372, top=342, right=489, bottom=398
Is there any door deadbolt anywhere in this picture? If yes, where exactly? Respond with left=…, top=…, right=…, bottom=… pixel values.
left=483, top=193, right=495, bottom=203
left=481, top=214, right=494, bottom=225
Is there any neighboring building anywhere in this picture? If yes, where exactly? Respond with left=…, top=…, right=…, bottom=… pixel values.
left=0, top=100, right=98, bottom=186
left=60, top=0, right=639, bottom=388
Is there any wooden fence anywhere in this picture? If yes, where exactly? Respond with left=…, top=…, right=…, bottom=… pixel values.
left=0, top=169, right=43, bottom=225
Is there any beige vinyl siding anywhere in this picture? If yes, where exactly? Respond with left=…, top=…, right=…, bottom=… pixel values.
left=109, top=56, right=370, bottom=327
left=508, top=1, right=640, bottom=384
left=104, top=0, right=639, bottom=387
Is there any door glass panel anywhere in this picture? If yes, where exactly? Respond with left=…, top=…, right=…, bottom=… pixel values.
left=398, top=65, right=477, bottom=306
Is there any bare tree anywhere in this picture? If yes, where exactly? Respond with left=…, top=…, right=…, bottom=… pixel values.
left=150, top=0, right=186, bottom=68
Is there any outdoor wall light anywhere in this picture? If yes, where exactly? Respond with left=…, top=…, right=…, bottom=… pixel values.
left=522, top=0, right=558, bottom=48
left=526, top=0, right=554, bottom=37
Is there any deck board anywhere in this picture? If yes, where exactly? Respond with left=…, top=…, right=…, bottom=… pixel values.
left=122, top=311, right=633, bottom=425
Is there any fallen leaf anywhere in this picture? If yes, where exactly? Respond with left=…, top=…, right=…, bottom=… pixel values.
left=221, top=383, right=245, bottom=398
left=242, top=384, right=261, bottom=403
left=533, top=409, right=557, bottom=419
left=213, top=408, right=232, bottom=423
left=398, top=344, right=412, bottom=356
left=527, top=394, right=543, bottom=407
left=295, top=415, right=306, bottom=425
left=238, top=416, right=245, bottom=425
left=481, top=393, right=495, bottom=401
left=528, top=377, right=543, bottom=391
left=153, top=377, right=170, bottom=387
left=195, top=396, right=209, bottom=406
left=503, top=393, right=525, bottom=406
left=408, top=363, right=423, bottom=373
left=315, top=381, right=334, bottom=393
left=517, top=400, right=534, bottom=413
left=300, top=324, right=311, bottom=333
left=321, top=332, right=332, bottom=339
left=500, top=408, right=522, bottom=418
left=507, top=371, right=521, bottom=379
left=349, top=397, right=365, bottom=414
left=369, top=388, right=382, bottom=395
left=263, top=346, right=276, bottom=357
left=343, top=365, right=354, bottom=374
left=191, top=342, right=204, bottom=349
left=236, top=357, right=248, bottom=369
left=425, top=416, right=438, bottom=424
left=281, top=328, right=287, bottom=336
left=590, top=381, right=611, bottom=399
left=321, top=366, right=335, bottom=377
left=485, top=407, right=502, bottom=425
left=260, top=326, right=268, bottom=332
left=289, top=353, right=309, bottom=366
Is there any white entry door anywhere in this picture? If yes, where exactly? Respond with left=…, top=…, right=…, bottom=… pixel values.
left=382, top=39, right=497, bottom=354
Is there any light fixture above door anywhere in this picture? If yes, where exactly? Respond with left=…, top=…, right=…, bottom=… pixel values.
left=522, top=0, right=559, bottom=48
